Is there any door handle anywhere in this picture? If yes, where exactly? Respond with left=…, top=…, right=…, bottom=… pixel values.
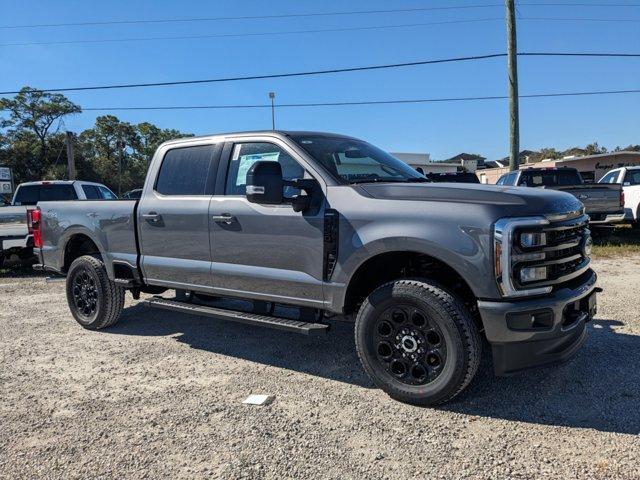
left=212, top=213, right=237, bottom=224
left=142, top=212, right=162, bottom=224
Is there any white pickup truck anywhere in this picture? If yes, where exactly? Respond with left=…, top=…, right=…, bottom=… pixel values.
left=0, top=180, right=116, bottom=266
left=598, top=167, right=640, bottom=227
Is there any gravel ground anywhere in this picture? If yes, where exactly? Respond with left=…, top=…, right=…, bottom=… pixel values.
left=1, top=256, right=640, bottom=479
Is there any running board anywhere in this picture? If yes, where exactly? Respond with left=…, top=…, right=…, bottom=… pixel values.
left=143, top=297, right=329, bottom=336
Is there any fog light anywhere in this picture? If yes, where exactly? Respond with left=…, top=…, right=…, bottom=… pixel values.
left=520, top=266, right=547, bottom=283
left=520, top=232, right=547, bottom=248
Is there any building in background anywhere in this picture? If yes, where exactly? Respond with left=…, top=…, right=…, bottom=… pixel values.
left=392, top=152, right=478, bottom=175
left=478, top=151, right=640, bottom=184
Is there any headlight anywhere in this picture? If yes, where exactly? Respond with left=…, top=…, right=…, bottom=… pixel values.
left=520, top=231, right=546, bottom=248
left=520, top=266, right=548, bottom=283
left=494, top=217, right=553, bottom=298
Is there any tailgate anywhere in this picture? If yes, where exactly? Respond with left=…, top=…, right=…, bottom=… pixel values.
left=558, top=185, right=622, bottom=214
left=0, top=206, right=28, bottom=238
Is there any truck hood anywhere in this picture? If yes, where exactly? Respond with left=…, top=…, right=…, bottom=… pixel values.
left=358, top=182, right=583, bottom=217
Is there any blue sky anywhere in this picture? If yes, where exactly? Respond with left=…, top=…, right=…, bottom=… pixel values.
left=1, top=0, right=638, bottom=160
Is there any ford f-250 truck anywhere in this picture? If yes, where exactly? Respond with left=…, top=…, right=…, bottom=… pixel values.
left=31, top=131, right=598, bottom=405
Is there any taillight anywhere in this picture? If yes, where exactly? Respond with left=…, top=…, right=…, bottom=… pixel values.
left=620, top=189, right=625, bottom=207
left=27, top=208, right=42, bottom=248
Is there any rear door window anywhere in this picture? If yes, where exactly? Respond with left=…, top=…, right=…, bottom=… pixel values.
left=623, top=170, right=640, bottom=186
left=155, top=145, right=214, bottom=196
left=13, top=185, right=39, bottom=205
left=82, top=185, right=101, bottom=199
left=98, top=186, right=118, bottom=199
left=39, top=184, right=77, bottom=201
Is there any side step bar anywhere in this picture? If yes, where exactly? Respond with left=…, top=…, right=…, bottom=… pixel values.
left=143, top=296, right=329, bottom=336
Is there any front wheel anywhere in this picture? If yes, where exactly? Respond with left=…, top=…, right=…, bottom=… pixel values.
left=355, top=279, right=481, bottom=406
left=66, top=255, right=125, bottom=330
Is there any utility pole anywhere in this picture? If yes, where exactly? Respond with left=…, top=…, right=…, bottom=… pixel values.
left=117, top=139, right=125, bottom=197
left=269, top=92, right=276, bottom=130
left=505, top=0, right=520, bottom=171
left=65, top=131, right=75, bottom=180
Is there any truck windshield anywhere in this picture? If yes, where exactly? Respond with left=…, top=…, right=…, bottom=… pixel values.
left=519, top=170, right=583, bottom=187
left=290, top=135, right=427, bottom=184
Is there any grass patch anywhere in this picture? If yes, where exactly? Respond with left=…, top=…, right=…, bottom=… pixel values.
left=592, top=225, right=640, bottom=258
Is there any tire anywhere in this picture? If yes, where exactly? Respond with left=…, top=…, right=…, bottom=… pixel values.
left=355, top=279, right=481, bottom=406
left=66, top=255, right=125, bottom=330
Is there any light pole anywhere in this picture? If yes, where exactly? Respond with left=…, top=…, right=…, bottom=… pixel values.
left=269, top=92, right=276, bottom=130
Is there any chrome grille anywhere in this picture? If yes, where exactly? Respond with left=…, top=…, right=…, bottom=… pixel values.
left=494, top=213, right=591, bottom=298
left=512, top=215, right=590, bottom=290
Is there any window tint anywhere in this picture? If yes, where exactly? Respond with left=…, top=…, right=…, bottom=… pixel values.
left=39, top=184, right=77, bottom=202
left=155, top=145, right=214, bottom=196
left=599, top=171, right=619, bottom=184
left=82, top=185, right=101, bottom=199
left=98, top=186, right=118, bottom=199
left=13, top=185, right=39, bottom=205
left=225, top=142, right=304, bottom=196
left=624, top=170, right=640, bottom=186
left=520, top=170, right=582, bottom=187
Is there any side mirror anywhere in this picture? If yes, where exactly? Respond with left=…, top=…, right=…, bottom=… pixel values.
left=246, top=161, right=283, bottom=204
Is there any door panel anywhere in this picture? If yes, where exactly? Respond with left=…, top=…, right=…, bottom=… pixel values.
left=138, top=143, right=217, bottom=287
left=209, top=197, right=324, bottom=304
left=208, top=140, right=325, bottom=306
left=139, top=193, right=212, bottom=286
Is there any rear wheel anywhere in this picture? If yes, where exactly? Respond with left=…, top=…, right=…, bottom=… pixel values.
left=66, top=255, right=125, bottom=330
left=355, top=279, right=481, bottom=406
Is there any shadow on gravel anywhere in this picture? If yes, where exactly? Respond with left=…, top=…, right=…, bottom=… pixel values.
left=109, top=303, right=373, bottom=388
left=108, top=306, right=639, bottom=434
left=447, top=319, right=640, bottom=435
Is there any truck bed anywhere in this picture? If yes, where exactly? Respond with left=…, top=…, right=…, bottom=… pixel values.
left=38, top=199, right=138, bottom=276
left=555, top=184, right=622, bottom=216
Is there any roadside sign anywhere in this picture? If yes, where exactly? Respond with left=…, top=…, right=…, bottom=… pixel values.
left=0, top=167, right=13, bottom=195
left=0, top=167, right=11, bottom=181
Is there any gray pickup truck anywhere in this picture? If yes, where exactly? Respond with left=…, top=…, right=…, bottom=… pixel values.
left=32, top=131, right=598, bottom=405
left=496, top=167, right=624, bottom=226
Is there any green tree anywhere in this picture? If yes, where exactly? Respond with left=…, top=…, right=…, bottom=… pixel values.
left=0, top=87, right=81, bottom=174
left=78, top=115, right=140, bottom=195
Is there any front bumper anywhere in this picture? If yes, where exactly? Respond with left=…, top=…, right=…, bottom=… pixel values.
left=478, top=269, right=598, bottom=376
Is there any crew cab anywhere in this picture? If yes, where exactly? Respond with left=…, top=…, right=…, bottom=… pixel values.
left=31, top=131, right=599, bottom=406
left=598, top=166, right=640, bottom=227
left=496, top=167, right=624, bottom=226
left=0, top=180, right=116, bottom=266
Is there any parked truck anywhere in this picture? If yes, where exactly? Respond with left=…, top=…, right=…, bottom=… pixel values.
left=0, top=180, right=116, bottom=266
left=31, top=131, right=598, bottom=405
left=496, top=167, right=624, bottom=226
left=598, top=166, right=640, bottom=227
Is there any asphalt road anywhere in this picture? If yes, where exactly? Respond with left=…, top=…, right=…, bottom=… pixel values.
left=1, top=256, right=639, bottom=479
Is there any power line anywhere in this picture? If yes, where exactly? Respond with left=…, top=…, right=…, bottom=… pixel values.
left=522, top=16, right=640, bottom=23
left=70, top=88, right=640, bottom=111
left=3, top=2, right=639, bottom=29
left=0, top=19, right=503, bottom=47
left=2, top=52, right=638, bottom=96
left=2, top=88, right=638, bottom=113
left=5, top=16, right=640, bottom=48
left=0, top=53, right=509, bottom=95
left=520, top=2, right=640, bottom=6
left=0, top=4, right=505, bottom=29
